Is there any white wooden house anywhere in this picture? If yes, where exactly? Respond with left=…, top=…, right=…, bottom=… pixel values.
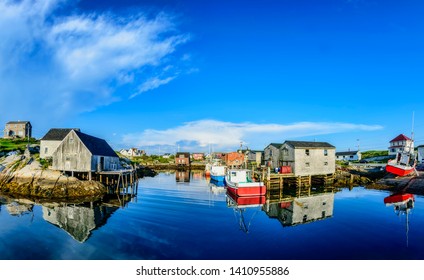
left=336, top=150, right=361, bottom=161
left=279, top=141, right=336, bottom=176
left=388, top=134, right=414, bottom=155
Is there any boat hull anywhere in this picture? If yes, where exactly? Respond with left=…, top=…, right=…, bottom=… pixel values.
left=385, top=164, right=415, bottom=177
left=226, top=181, right=266, bottom=196
left=210, top=174, right=225, bottom=182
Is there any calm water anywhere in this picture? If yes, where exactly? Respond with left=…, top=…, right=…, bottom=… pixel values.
left=1, top=171, right=424, bottom=260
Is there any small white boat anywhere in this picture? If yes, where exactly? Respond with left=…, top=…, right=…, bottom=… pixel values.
left=210, top=165, right=226, bottom=182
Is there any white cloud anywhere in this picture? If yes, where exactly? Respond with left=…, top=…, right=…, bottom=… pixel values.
left=122, top=119, right=384, bottom=152
left=0, top=0, right=188, bottom=121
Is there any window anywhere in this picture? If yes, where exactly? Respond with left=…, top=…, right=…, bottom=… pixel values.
left=283, top=148, right=288, bottom=156
left=324, top=162, right=328, bottom=166
left=349, top=155, right=354, bottom=159
left=305, top=162, right=310, bottom=167
left=324, top=149, right=328, bottom=156
left=45, top=147, right=48, bottom=154
left=305, top=149, right=310, bottom=156
left=69, top=137, right=74, bottom=143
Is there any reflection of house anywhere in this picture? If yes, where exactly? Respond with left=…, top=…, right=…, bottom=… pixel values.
left=4, top=121, right=32, bottom=139
left=42, top=204, right=118, bottom=242
left=418, top=145, right=424, bottom=163
left=52, top=130, right=120, bottom=172
left=388, top=134, right=414, bottom=155
left=40, top=128, right=80, bottom=159
left=175, top=152, right=190, bottom=166
left=264, top=143, right=283, bottom=168
left=266, top=193, right=334, bottom=227
left=280, top=141, right=336, bottom=176
left=336, top=150, right=361, bottom=161
left=224, top=152, right=244, bottom=168
left=175, top=170, right=190, bottom=182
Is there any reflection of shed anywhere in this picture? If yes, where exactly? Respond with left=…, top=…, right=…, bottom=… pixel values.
left=176, top=170, right=190, bottom=182
left=42, top=204, right=118, bottom=243
left=52, top=130, right=120, bottom=173
left=266, top=193, right=334, bottom=227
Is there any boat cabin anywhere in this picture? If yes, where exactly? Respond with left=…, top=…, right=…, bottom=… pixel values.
left=227, top=169, right=253, bottom=183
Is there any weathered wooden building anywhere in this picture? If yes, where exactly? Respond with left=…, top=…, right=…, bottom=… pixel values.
left=52, top=130, right=120, bottom=173
left=280, top=141, right=336, bottom=176
left=263, top=143, right=283, bottom=168
left=40, top=128, right=80, bottom=159
left=175, top=152, right=190, bottom=166
left=335, top=150, right=361, bottom=161
left=4, top=121, right=32, bottom=139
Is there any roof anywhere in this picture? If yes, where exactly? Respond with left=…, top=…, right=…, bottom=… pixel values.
left=417, top=145, right=424, bottom=148
left=41, top=128, right=80, bottom=141
left=75, top=131, right=118, bottom=157
left=336, top=151, right=360, bottom=156
left=284, top=141, right=335, bottom=149
left=6, top=121, right=31, bottom=125
left=176, top=152, right=190, bottom=156
left=267, top=143, right=283, bottom=149
left=390, top=134, right=411, bottom=142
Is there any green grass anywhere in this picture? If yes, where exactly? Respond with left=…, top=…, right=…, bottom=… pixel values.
left=0, top=138, right=39, bottom=153
left=361, top=150, right=388, bottom=159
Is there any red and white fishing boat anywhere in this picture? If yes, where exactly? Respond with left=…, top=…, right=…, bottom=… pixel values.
left=386, top=151, right=417, bottom=177
left=225, top=169, right=266, bottom=196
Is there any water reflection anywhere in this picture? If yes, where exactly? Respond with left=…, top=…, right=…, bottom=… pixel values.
left=384, top=192, right=414, bottom=247
left=0, top=194, right=131, bottom=243
left=264, top=192, right=334, bottom=227
left=226, top=190, right=266, bottom=233
left=175, top=170, right=190, bottom=183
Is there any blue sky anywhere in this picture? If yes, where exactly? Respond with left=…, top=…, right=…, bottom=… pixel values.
left=1, top=0, right=423, bottom=154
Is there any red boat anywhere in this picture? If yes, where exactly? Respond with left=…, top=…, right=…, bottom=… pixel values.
left=225, top=169, right=266, bottom=196
left=385, top=163, right=416, bottom=177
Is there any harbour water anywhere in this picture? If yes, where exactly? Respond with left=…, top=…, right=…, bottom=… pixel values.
left=1, top=171, right=424, bottom=260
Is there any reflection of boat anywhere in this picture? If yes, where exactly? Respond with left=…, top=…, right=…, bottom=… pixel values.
left=384, top=193, right=414, bottom=206
left=383, top=192, right=414, bottom=247
left=226, top=189, right=266, bottom=207
left=225, top=169, right=265, bottom=196
left=210, top=165, right=226, bottom=182
left=226, top=190, right=265, bottom=233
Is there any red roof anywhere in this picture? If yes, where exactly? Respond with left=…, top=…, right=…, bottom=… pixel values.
left=390, top=134, right=411, bottom=142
